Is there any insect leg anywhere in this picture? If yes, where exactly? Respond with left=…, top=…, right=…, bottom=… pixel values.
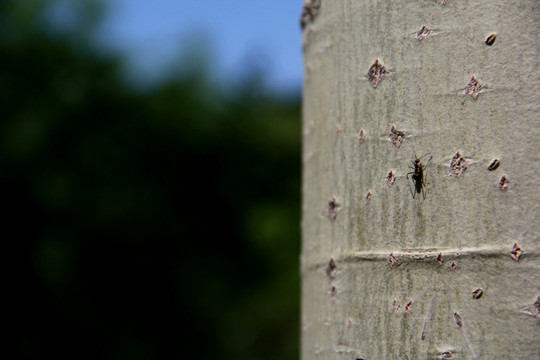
left=422, top=155, right=433, bottom=200
left=406, top=171, right=416, bottom=199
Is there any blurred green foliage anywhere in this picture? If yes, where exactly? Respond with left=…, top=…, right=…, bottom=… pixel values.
left=3, top=1, right=301, bottom=359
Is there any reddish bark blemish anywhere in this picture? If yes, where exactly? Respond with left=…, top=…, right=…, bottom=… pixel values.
left=386, top=170, right=396, bottom=187
left=388, top=252, right=400, bottom=268
left=416, top=26, right=432, bottom=41
left=404, top=300, right=413, bottom=315
left=358, top=129, right=366, bottom=143
left=465, top=76, right=482, bottom=100
left=451, top=151, right=468, bottom=178
left=499, top=175, right=509, bottom=190
left=388, top=125, right=406, bottom=148
left=366, top=190, right=372, bottom=202
left=367, top=59, right=388, bottom=88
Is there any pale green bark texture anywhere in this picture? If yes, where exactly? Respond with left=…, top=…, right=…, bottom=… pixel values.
left=301, top=1, right=539, bottom=359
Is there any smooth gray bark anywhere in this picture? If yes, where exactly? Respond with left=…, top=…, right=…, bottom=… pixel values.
left=301, top=1, right=539, bottom=359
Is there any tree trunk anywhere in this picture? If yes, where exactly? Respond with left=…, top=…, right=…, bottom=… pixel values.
left=301, top=1, right=539, bottom=359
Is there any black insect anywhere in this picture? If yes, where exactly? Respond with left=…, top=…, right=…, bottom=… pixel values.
left=407, top=152, right=432, bottom=199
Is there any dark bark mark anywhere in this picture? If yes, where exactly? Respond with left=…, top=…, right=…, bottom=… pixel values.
left=472, top=288, right=484, bottom=299
left=330, top=286, right=337, bottom=300
left=485, top=34, right=497, bottom=46
left=488, top=158, right=500, bottom=171
left=327, top=197, right=340, bottom=221
left=388, top=125, right=406, bottom=148
left=523, top=296, right=540, bottom=318
left=439, top=351, right=453, bottom=359
left=499, top=175, right=509, bottom=190
left=454, top=312, right=463, bottom=328
left=367, top=59, right=387, bottom=88
left=421, top=321, right=427, bottom=340
left=509, top=243, right=524, bottom=262
left=386, top=170, right=396, bottom=187
left=450, top=151, right=468, bottom=178
left=416, top=26, right=432, bottom=41
left=449, top=261, right=456, bottom=271
left=465, top=76, right=482, bottom=100
left=437, top=252, right=444, bottom=265
left=300, top=0, right=321, bottom=29
left=326, top=257, right=337, bottom=280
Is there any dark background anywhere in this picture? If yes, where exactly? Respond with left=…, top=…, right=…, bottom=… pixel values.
left=5, top=1, right=301, bottom=359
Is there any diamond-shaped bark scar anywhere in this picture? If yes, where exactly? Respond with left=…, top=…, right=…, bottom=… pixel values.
left=416, top=26, right=432, bottom=41
left=367, top=59, right=387, bottom=88
left=465, top=76, right=482, bottom=100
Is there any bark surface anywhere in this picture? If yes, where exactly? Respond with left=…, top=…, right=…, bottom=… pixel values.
left=301, top=1, right=539, bottom=359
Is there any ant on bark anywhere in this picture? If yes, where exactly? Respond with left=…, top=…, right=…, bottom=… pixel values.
left=407, top=151, right=432, bottom=199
